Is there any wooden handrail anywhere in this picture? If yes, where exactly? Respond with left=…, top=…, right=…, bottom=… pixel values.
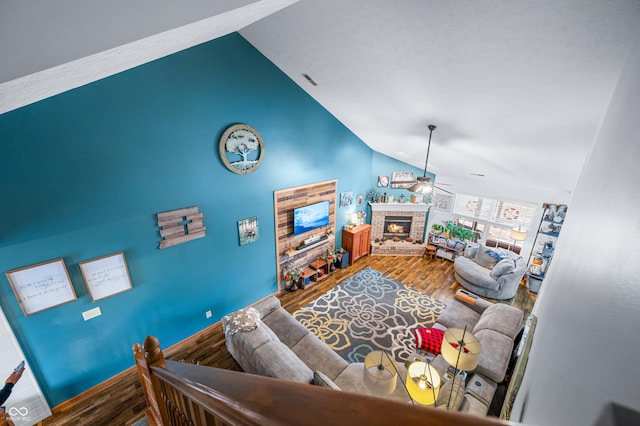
left=135, top=336, right=519, bottom=426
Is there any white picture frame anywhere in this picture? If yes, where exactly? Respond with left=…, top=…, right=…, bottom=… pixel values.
left=79, top=252, right=133, bottom=301
left=434, top=193, right=453, bottom=212
left=6, top=258, right=77, bottom=316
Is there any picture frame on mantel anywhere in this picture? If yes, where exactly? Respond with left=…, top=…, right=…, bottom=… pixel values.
left=79, top=252, right=133, bottom=301
left=6, top=258, right=77, bottom=316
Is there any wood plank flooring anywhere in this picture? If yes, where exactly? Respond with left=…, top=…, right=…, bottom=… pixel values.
left=40, top=254, right=535, bottom=425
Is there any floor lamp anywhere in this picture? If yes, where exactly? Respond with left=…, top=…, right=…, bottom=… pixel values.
left=509, top=227, right=527, bottom=251
left=440, top=326, right=481, bottom=409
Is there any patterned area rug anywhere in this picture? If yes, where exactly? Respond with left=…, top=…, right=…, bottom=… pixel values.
left=293, top=267, right=446, bottom=363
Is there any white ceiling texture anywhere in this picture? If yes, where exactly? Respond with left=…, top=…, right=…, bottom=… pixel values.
left=2, top=0, right=639, bottom=204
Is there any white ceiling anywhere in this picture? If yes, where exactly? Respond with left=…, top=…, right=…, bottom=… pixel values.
left=2, top=0, right=639, bottom=204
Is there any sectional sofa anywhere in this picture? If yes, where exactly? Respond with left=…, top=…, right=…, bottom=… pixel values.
left=222, top=296, right=411, bottom=402
left=431, top=289, right=525, bottom=414
left=223, top=289, right=524, bottom=417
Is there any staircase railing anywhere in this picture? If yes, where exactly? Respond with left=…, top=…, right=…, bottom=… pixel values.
left=134, top=335, right=516, bottom=426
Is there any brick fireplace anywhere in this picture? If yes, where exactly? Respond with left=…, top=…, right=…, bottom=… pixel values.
left=369, top=202, right=431, bottom=256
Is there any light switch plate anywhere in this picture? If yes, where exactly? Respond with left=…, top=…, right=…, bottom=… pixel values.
left=82, top=307, right=102, bottom=321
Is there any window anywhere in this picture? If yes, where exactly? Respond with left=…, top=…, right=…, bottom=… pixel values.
left=452, top=194, right=535, bottom=253
left=453, top=194, right=492, bottom=220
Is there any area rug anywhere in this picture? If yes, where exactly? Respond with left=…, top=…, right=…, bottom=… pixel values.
left=293, top=267, right=446, bottom=363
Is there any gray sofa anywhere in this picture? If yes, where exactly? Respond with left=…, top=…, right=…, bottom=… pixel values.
left=432, top=289, right=524, bottom=414
left=453, top=244, right=526, bottom=300
left=222, top=296, right=410, bottom=402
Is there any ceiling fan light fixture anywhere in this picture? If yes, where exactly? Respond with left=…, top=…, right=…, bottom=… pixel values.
left=421, top=183, right=433, bottom=194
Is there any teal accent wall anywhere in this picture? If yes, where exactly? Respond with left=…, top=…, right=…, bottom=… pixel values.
left=0, top=33, right=428, bottom=406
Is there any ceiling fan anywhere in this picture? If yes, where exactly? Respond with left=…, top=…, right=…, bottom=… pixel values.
left=391, top=124, right=454, bottom=195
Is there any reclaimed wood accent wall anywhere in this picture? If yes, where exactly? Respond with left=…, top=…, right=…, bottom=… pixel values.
left=273, top=180, right=337, bottom=291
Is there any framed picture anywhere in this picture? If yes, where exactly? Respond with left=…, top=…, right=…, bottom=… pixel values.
left=377, top=175, right=389, bottom=187
left=79, top=252, right=133, bottom=301
left=356, top=194, right=364, bottom=206
left=391, top=171, right=414, bottom=188
left=238, top=216, right=259, bottom=246
left=434, top=193, right=453, bottom=212
left=6, top=258, right=77, bottom=316
left=340, top=191, right=353, bottom=207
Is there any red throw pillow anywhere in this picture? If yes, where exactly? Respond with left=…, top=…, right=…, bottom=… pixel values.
left=414, top=327, right=445, bottom=355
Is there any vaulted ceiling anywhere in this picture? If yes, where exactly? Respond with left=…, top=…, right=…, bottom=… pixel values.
left=2, top=0, right=639, bottom=203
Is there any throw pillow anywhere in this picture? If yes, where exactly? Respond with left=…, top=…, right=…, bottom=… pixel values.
left=436, top=376, right=465, bottom=411
left=473, top=245, right=500, bottom=269
left=490, top=258, right=517, bottom=278
left=492, top=247, right=520, bottom=260
left=414, top=327, right=445, bottom=355
left=463, top=244, right=479, bottom=259
left=223, top=306, right=260, bottom=336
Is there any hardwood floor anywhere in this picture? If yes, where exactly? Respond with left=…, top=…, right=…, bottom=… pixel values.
left=40, top=254, right=536, bottom=425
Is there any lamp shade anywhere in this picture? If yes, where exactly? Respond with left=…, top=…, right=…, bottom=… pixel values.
left=363, top=351, right=397, bottom=394
left=441, top=328, right=482, bottom=372
left=510, top=228, right=527, bottom=241
left=406, top=361, right=441, bottom=405
left=408, top=181, right=433, bottom=194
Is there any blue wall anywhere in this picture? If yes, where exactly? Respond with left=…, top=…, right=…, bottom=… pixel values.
left=0, top=33, right=424, bottom=406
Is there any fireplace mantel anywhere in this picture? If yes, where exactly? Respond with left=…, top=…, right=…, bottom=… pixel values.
left=369, top=202, right=432, bottom=213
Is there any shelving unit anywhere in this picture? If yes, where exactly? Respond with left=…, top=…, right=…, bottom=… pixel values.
left=428, top=233, right=465, bottom=261
left=526, top=204, right=568, bottom=293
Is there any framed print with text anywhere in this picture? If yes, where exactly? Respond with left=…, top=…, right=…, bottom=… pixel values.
left=6, top=258, right=77, bottom=316
left=79, top=252, right=133, bottom=301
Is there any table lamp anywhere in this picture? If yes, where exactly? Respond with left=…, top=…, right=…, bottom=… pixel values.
left=405, top=361, right=441, bottom=405
left=363, top=350, right=397, bottom=395
left=441, top=327, right=481, bottom=409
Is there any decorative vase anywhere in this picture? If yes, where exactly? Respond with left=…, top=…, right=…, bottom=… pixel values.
left=290, top=281, right=298, bottom=291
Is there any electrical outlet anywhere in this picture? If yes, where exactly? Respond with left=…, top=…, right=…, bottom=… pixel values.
left=205, top=310, right=212, bottom=319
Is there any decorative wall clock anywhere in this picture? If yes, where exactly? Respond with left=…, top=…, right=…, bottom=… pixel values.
left=219, top=124, right=265, bottom=174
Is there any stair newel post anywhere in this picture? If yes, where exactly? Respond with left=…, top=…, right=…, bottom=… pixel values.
left=142, top=336, right=170, bottom=425
left=143, top=335, right=167, bottom=369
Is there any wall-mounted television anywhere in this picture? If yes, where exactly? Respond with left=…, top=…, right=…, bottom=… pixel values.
left=293, top=200, right=330, bottom=235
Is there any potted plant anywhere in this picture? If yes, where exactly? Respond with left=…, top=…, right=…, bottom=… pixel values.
left=366, top=188, right=381, bottom=203
left=282, top=266, right=302, bottom=291
left=431, top=223, right=444, bottom=235
left=334, top=247, right=349, bottom=269
left=443, top=221, right=474, bottom=242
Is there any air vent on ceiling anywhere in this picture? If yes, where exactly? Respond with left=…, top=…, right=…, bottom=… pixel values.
left=302, top=73, right=318, bottom=86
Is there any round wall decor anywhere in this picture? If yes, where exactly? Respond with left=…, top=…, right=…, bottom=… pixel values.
left=219, top=124, right=265, bottom=174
